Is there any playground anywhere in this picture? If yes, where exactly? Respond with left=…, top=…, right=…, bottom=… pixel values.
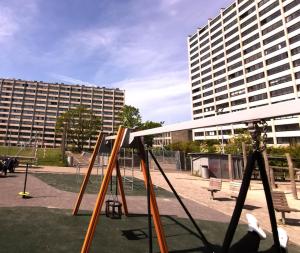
left=1, top=163, right=300, bottom=252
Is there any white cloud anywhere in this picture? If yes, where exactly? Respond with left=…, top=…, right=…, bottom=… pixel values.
left=0, top=0, right=39, bottom=44
left=51, top=73, right=99, bottom=87
left=111, top=71, right=192, bottom=123
left=0, top=8, right=18, bottom=41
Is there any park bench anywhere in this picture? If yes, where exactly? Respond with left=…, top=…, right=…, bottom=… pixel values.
left=271, top=191, right=300, bottom=224
left=229, top=181, right=242, bottom=199
left=207, top=177, right=222, bottom=200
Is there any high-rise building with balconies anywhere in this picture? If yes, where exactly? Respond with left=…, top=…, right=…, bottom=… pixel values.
left=188, top=0, right=300, bottom=145
left=0, top=78, right=124, bottom=147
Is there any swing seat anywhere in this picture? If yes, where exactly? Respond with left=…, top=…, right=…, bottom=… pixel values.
left=105, top=199, right=122, bottom=219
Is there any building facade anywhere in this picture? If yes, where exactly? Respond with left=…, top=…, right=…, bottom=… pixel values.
left=0, top=78, right=124, bottom=147
left=188, top=0, right=300, bottom=145
left=153, top=130, right=193, bottom=147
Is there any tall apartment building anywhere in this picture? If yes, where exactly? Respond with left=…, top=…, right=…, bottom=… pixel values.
left=0, top=78, right=124, bottom=147
left=188, top=0, right=300, bottom=145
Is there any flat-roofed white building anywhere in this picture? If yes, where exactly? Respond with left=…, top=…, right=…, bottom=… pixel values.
left=188, top=0, right=300, bottom=145
left=0, top=78, right=124, bottom=147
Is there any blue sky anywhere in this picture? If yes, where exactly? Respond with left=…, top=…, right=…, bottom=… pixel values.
left=0, top=0, right=233, bottom=124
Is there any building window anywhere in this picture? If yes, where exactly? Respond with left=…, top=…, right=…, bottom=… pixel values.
left=202, top=75, right=212, bottom=83
left=293, top=59, right=300, bottom=67
left=191, top=66, right=200, bottom=73
left=216, top=93, right=228, bottom=101
left=242, top=33, right=259, bottom=46
left=214, top=69, right=226, bottom=77
left=287, top=21, right=300, bottom=34
left=264, top=41, right=286, bottom=55
left=275, top=124, right=300, bottom=132
left=213, top=60, right=225, bottom=70
left=200, top=45, right=210, bottom=55
left=249, top=93, right=267, bottom=102
left=231, top=98, right=246, bottom=106
left=267, top=63, right=290, bottom=76
left=211, top=29, right=222, bottom=41
left=224, top=11, right=237, bottom=24
left=258, top=0, right=271, bottom=8
left=212, top=52, right=224, bottom=62
left=226, top=43, right=240, bottom=55
left=240, top=14, right=257, bottom=29
left=240, top=6, right=256, bottom=20
left=226, top=35, right=240, bottom=47
left=200, top=52, right=210, bottom=61
left=214, top=77, right=227, bottom=85
left=191, top=59, right=199, bottom=67
left=270, top=86, right=294, bottom=97
left=246, top=72, right=265, bottom=83
left=201, top=60, right=211, bottom=68
left=190, top=53, right=199, bottom=61
left=259, top=0, right=279, bottom=17
left=229, top=70, right=243, bottom=79
left=291, top=46, right=300, bottom=56
left=225, top=27, right=239, bottom=39
left=192, top=80, right=201, bottom=87
left=227, top=52, right=241, bottom=63
left=230, top=88, right=245, bottom=97
left=286, top=9, right=300, bottom=23
left=203, top=90, right=213, bottom=97
left=203, top=98, right=214, bottom=105
left=260, top=10, right=281, bottom=26
left=228, top=61, right=242, bottom=72
left=229, top=79, right=244, bottom=88
left=266, top=52, right=288, bottom=65
left=245, top=62, right=263, bottom=73
left=211, top=37, right=223, bottom=48
left=201, top=67, right=211, bottom=76
left=224, top=19, right=237, bottom=31
left=199, top=32, right=209, bottom=42
left=215, top=85, right=227, bottom=93
left=289, top=34, right=300, bottom=44
left=263, top=31, right=284, bottom=45
left=262, top=20, right=283, bottom=35
left=212, top=45, right=223, bottom=56
left=244, top=52, right=262, bottom=64
left=241, top=24, right=258, bottom=37
left=202, top=82, right=213, bottom=90
left=239, top=0, right=255, bottom=12
left=244, top=42, right=260, bottom=55
left=248, top=82, right=266, bottom=92
left=191, top=73, right=200, bottom=80
left=284, top=0, right=300, bottom=12
left=223, top=2, right=236, bottom=16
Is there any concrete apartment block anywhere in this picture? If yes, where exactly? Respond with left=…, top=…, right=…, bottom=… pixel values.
left=0, top=78, right=124, bottom=148
left=188, top=0, right=300, bottom=145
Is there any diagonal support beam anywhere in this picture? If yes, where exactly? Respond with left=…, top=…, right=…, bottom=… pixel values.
left=81, top=126, right=126, bottom=253
left=136, top=138, right=169, bottom=253
left=73, top=132, right=105, bottom=215
left=116, top=160, right=129, bottom=216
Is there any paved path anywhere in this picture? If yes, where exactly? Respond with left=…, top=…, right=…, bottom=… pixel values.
left=11, top=165, right=300, bottom=246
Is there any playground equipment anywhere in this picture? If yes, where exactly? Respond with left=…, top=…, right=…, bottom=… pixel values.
left=18, top=163, right=30, bottom=198
left=74, top=100, right=300, bottom=253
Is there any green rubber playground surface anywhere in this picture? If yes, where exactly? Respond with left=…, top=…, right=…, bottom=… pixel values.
left=33, top=173, right=174, bottom=198
left=1, top=206, right=299, bottom=253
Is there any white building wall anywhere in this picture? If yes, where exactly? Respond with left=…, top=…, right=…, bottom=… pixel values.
left=188, top=0, right=300, bottom=146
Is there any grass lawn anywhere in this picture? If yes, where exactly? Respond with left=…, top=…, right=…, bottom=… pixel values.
left=33, top=173, right=174, bottom=198
left=2, top=206, right=299, bottom=253
left=0, top=146, right=66, bottom=166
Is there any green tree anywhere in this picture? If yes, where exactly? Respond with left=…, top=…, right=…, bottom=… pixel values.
left=224, top=130, right=252, bottom=154
left=140, top=120, right=164, bottom=146
left=118, top=105, right=142, bottom=128
left=55, top=106, right=102, bottom=152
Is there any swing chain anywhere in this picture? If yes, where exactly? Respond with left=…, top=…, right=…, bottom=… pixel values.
left=248, top=120, right=268, bottom=152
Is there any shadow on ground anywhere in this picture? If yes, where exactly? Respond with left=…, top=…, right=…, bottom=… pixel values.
left=1, top=207, right=299, bottom=253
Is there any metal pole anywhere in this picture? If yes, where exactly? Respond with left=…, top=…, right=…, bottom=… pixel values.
left=149, top=150, right=214, bottom=253
left=22, top=163, right=29, bottom=199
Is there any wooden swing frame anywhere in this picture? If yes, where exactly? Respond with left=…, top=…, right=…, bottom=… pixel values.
left=73, top=126, right=168, bottom=253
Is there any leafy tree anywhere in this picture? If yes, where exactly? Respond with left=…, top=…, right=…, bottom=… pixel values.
left=55, top=106, right=102, bottom=152
left=118, top=105, right=142, bottom=128
left=224, top=130, right=252, bottom=154
left=139, top=120, right=164, bottom=146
